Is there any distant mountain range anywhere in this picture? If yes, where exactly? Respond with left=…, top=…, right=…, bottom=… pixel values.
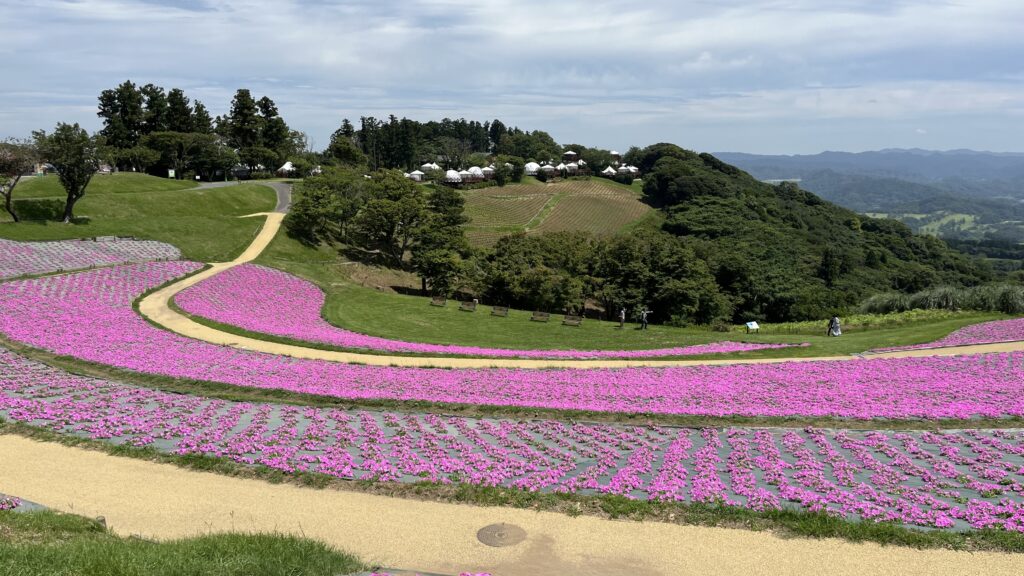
left=713, top=149, right=1024, bottom=248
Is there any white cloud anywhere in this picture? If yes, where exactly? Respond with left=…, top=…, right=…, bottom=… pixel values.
left=1, top=0, right=1023, bottom=153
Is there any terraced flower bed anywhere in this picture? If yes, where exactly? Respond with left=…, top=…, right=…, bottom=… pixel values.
left=0, top=238, right=180, bottom=280
left=875, top=318, right=1024, bottom=352
left=175, top=264, right=800, bottom=359
left=1, top=347, right=1022, bottom=532
left=1, top=263, right=1023, bottom=420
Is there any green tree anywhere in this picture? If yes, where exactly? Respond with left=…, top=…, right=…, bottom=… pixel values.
left=140, top=83, right=168, bottom=134
left=0, top=138, right=38, bottom=222
left=226, top=89, right=262, bottom=150
left=97, top=80, right=144, bottom=152
left=192, top=101, right=213, bottom=134
left=33, top=123, right=101, bottom=222
left=354, top=170, right=427, bottom=266
left=143, top=132, right=215, bottom=179
left=166, top=88, right=194, bottom=133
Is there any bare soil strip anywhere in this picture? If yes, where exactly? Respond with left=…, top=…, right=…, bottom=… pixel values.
left=2, top=435, right=1019, bottom=576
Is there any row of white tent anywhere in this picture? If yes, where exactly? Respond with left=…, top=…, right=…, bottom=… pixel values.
left=405, top=159, right=638, bottom=183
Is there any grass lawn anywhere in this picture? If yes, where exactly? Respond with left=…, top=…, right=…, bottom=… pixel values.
left=254, top=230, right=1007, bottom=357
left=0, top=179, right=276, bottom=262
left=0, top=510, right=366, bottom=576
left=13, top=173, right=198, bottom=198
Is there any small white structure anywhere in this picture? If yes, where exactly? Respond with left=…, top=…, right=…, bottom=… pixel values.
left=617, top=165, right=631, bottom=175
left=482, top=166, right=496, bottom=179
left=628, top=165, right=639, bottom=174
left=468, top=166, right=485, bottom=180
left=602, top=166, right=617, bottom=176
left=540, top=164, right=556, bottom=175
left=524, top=161, right=541, bottom=176
left=566, top=162, right=579, bottom=173
left=610, top=150, right=621, bottom=165
left=276, top=161, right=294, bottom=176
left=562, top=150, right=578, bottom=162
left=459, top=169, right=473, bottom=181
left=444, top=169, right=462, bottom=183
left=420, top=162, right=434, bottom=171
left=408, top=170, right=425, bottom=182
left=555, top=162, right=567, bottom=171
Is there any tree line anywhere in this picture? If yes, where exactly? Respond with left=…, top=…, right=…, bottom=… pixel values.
left=287, top=141, right=994, bottom=325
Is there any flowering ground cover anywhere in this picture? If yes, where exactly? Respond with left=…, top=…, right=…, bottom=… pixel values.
left=1, top=263, right=1024, bottom=420
left=1, top=347, right=1022, bottom=532
left=0, top=238, right=180, bottom=280
left=874, top=318, right=1024, bottom=352
left=175, top=264, right=800, bottom=359
left=0, top=496, right=21, bottom=511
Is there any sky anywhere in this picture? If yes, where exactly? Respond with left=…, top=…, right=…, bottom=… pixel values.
left=1, top=0, right=1022, bottom=155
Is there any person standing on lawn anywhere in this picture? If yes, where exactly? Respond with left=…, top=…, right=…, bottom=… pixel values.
left=619, top=307, right=626, bottom=329
left=827, top=315, right=842, bottom=337
left=640, top=308, right=651, bottom=330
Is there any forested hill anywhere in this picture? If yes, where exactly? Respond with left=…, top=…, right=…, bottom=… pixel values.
left=638, top=144, right=989, bottom=321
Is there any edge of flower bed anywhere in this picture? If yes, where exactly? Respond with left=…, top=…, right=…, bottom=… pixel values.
left=4, top=335, right=1024, bottom=432
left=164, top=294, right=806, bottom=363
left=3, top=418, right=1022, bottom=554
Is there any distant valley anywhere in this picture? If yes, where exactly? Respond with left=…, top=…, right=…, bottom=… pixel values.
left=715, top=149, right=1024, bottom=265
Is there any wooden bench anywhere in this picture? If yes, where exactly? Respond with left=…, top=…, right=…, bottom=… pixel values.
left=459, top=300, right=477, bottom=312
left=491, top=306, right=509, bottom=317
left=429, top=296, right=447, bottom=307
left=530, top=311, right=550, bottom=323
left=562, top=314, right=583, bottom=327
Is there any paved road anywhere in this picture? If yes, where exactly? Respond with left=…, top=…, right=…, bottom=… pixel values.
left=196, top=180, right=291, bottom=213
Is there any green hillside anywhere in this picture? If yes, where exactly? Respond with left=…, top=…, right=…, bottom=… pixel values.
left=0, top=178, right=275, bottom=261
left=640, top=144, right=989, bottom=321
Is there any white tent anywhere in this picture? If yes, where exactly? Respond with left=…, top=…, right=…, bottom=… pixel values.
left=458, top=170, right=473, bottom=180
left=617, top=165, right=631, bottom=174
left=420, top=162, right=435, bottom=171
left=540, top=164, right=556, bottom=173
left=409, top=170, right=425, bottom=182
left=276, top=161, right=294, bottom=175
left=566, top=162, right=579, bottom=172
left=628, top=165, right=639, bottom=174
left=555, top=163, right=567, bottom=171
left=444, top=169, right=462, bottom=182
left=524, top=162, right=540, bottom=176
left=468, top=166, right=485, bottom=178
left=602, top=166, right=617, bottom=176
left=482, top=166, right=496, bottom=178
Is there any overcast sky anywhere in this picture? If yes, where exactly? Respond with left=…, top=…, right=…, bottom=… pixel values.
left=1, top=0, right=1022, bottom=154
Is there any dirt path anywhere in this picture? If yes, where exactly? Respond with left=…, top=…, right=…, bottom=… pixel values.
left=1, top=434, right=1018, bottom=576
left=135, top=213, right=1024, bottom=369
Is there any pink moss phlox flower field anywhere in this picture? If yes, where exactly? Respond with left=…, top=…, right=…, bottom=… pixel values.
left=176, top=263, right=800, bottom=359
left=1, top=347, right=1023, bottom=532
left=875, top=318, right=1024, bottom=352
left=0, top=496, right=21, bottom=511
left=0, top=238, right=180, bottom=280
left=2, top=263, right=1024, bottom=420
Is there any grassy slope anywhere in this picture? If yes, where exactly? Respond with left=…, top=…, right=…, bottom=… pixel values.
left=14, top=173, right=199, bottom=198
left=0, top=510, right=366, bottom=576
left=463, top=177, right=651, bottom=247
left=0, top=176, right=276, bottom=262
left=255, top=229, right=1005, bottom=357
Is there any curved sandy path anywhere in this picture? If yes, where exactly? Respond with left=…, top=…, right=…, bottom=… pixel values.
left=2, top=434, right=1018, bottom=576
left=137, top=212, right=1024, bottom=369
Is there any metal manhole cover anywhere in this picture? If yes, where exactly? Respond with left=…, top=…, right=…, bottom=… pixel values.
left=476, top=523, right=527, bottom=547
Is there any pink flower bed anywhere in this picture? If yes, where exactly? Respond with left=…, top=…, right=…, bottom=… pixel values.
left=875, top=318, right=1024, bottom=352
left=1, top=347, right=1022, bottom=532
left=1, top=263, right=1024, bottom=420
left=0, top=238, right=179, bottom=280
left=0, top=496, right=21, bottom=511
left=176, top=264, right=799, bottom=359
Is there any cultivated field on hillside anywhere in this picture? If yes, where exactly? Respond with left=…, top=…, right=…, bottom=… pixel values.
left=462, top=178, right=651, bottom=247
